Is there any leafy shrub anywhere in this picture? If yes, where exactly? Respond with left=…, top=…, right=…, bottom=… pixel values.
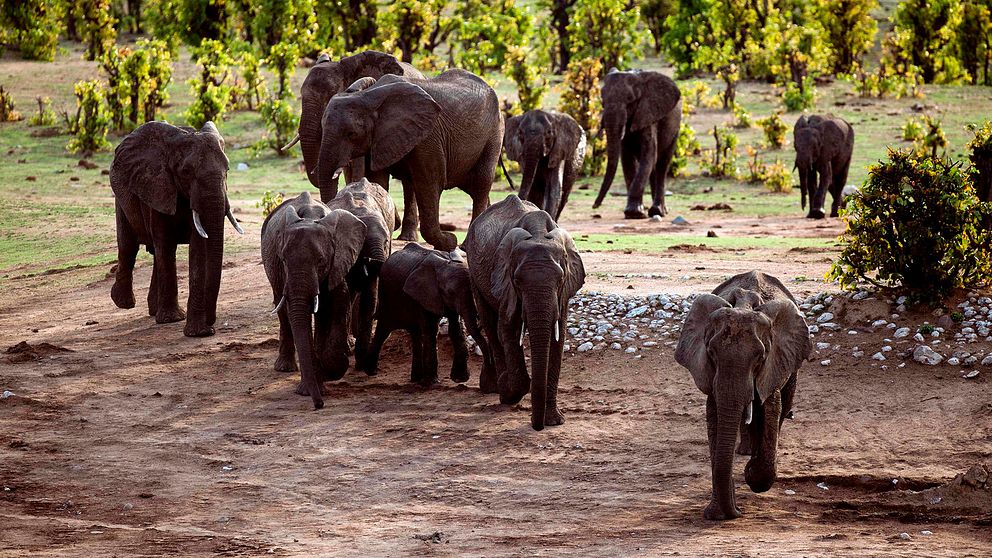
left=140, top=39, right=173, bottom=122
left=0, top=86, right=21, bottom=122
left=258, top=96, right=299, bottom=156
left=885, top=0, right=965, bottom=84
left=28, top=96, right=56, bottom=126
left=0, top=0, right=63, bottom=61
left=828, top=149, right=992, bottom=303
left=186, top=39, right=233, bottom=128
left=67, top=80, right=112, bottom=154
left=559, top=57, right=604, bottom=176
left=76, top=0, right=118, bottom=62
left=782, top=76, right=816, bottom=111
left=235, top=50, right=266, bottom=111
left=266, top=40, right=299, bottom=100
left=842, top=62, right=922, bottom=99
left=705, top=126, right=739, bottom=179
left=762, top=159, right=793, bottom=193
left=731, top=102, right=752, bottom=128
left=756, top=112, right=787, bottom=149
left=902, top=117, right=924, bottom=141
left=670, top=121, right=700, bottom=178
left=678, top=80, right=720, bottom=115
left=257, top=190, right=286, bottom=217
left=567, top=0, right=648, bottom=72
left=819, top=0, right=879, bottom=74
left=503, top=45, right=547, bottom=114
left=456, top=1, right=535, bottom=74
left=914, top=115, right=948, bottom=158
left=100, top=42, right=171, bottom=132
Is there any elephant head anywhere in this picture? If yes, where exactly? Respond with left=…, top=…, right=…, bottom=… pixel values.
left=295, top=51, right=414, bottom=189
left=315, top=79, right=441, bottom=199
left=271, top=202, right=367, bottom=409
left=596, top=69, right=681, bottom=208
left=110, top=120, right=242, bottom=336
left=675, top=293, right=811, bottom=520
left=402, top=246, right=477, bottom=325
left=504, top=110, right=585, bottom=215
left=493, top=213, right=585, bottom=430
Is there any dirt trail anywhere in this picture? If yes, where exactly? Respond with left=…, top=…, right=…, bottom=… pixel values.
left=2, top=214, right=991, bottom=557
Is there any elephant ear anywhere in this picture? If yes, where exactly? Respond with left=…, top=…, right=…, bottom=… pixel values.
left=548, top=115, right=583, bottom=169
left=403, top=251, right=447, bottom=316
left=346, top=76, right=377, bottom=93
left=675, top=294, right=732, bottom=395
left=755, top=299, right=812, bottom=403
left=491, top=227, right=533, bottom=317
left=547, top=227, right=585, bottom=310
left=367, top=82, right=441, bottom=172
left=631, top=73, right=681, bottom=132
left=111, top=125, right=180, bottom=215
left=318, top=209, right=368, bottom=290
left=504, top=115, right=523, bottom=161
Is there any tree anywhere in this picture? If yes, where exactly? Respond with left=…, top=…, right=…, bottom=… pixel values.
left=559, top=57, right=604, bottom=175
left=75, top=0, right=118, bottom=61
left=266, top=40, right=299, bottom=100
left=818, top=0, right=878, bottom=74
left=957, top=1, right=992, bottom=85
left=0, top=0, right=63, bottom=61
left=567, top=0, right=647, bottom=73
left=250, top=0, right=318, bottom=55
left=640, top=0, right=678, bottom=54
left=661, top=0, right=715, bottom=77
left=539, top=0, right=577, bottom=73
left=186, top=39, right=234, bottom=128
left=68, top=80, right=112, bottom=154
left=455, top=0, right=535, bottom=74
left=503, top=45, right=548, bottom=113
left=376, top=0, right=456, bottom=64
left=315, top=0, right=377, bottom=53
left=886, top=0, right=964, bottom=84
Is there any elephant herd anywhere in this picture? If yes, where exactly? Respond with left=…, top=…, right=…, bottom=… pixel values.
left=105, top=50, right=845, bottom=520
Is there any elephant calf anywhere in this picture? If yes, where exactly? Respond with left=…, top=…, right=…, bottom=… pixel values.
left=261, top=192, right=368, bottom=409
left=324, top=178, right=400, bottom=372
left=504, top=109, right=586, bottom=220
left=365, top=243, right=492, bottom=386
left=794, top=114, right=854, bottom=219
left=675, top=271, right=812, bottom=520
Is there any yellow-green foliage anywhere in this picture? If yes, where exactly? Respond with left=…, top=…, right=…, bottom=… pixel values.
left=257, top=190, right=286, bottom=217
left=0, top=86, right=21, bottom=122
left=67, top=80, right=112, bottom=154
left=756, top=112, right=787, bottom=149
left=762, top=159, right=793, bottom=193
left=670, top=121, right=700, bottom=178
left=258, top=96, right=299, bottom=156
left=559, top=57, right=604, bottom=176
left=1, top=0, right=63, bottom=61
left=731, top=102, right=752, bottom=128
left=28, top=96, right=56, bottom=127
left=186, top=39, right=233, bottom=128
left=706, top=126, right=739, bottom=179
left=503, top=45, right=547, bottom=114
left=902, top=117, right=924, bottom=141
left=75, top=0, right=118, bottom=62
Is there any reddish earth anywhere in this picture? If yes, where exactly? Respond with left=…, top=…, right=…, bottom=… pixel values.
left=1, top=212, right=990, bottom=557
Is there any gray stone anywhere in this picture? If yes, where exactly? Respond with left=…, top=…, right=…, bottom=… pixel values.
left=913, top=345, right=943, bottom=365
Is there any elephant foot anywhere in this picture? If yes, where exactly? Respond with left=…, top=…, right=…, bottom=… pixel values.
left=806, top=209, right=826, bottom=219
left=416, top=375, right=440, bottom=388
left=397, top=228, right=419, bottom=242
left=744, top=459, right=776, bottom=493
left=497, top=373, right=529, bottom=405
left=450, top=361, right=469, bottom=384
left=156, top=306, right=186, bottom=324
left=703, top=500, right=742, bottom=521
left=736, top=433, right=753, bottom=455
left=111, top=281, right=135, bottom=309
left=624, top=206, right=648, bottom=219
left=830, top=209, right=840, bottom=218
left=183, top=321, right=215, bottom=337
left=274, top=354, right=298, bottom=372
left=294, top=380, right=330, bottom=397
left=426, top=231, right=458, bottom=252
left=648, top=205, right=666, bottom=218
left=544, top=406, right=565, bottom=427
left=479, top=367, right=498, bottom=394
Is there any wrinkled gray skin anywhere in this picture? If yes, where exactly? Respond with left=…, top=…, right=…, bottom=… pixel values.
left=365, top=243, right=493, bottom=386
left=324, top=178, right=400, bottom=371
left=465, top=195, right=585, bottom=430
left=297, top=51, right=423, bottom=240
left=793, top=115, right=854, bottom=219
left=261, top=192, right=367, bottom=409
left=316, top=69, right=503, bottom=252
left=110, top=121, right=243, bottom=337
left=504, top=109, right=586, bottom=220
left=594, top=69, right=682, bottom=219
left=675, top=271, right=812, bottom=520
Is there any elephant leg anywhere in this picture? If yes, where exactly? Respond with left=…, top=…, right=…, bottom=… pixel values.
left=111, top=204, right=138, bottom=310
left=275, top=303, right=298, bottom=372
left=315, top=287, right=351, bottom=382
left=410, top=178, right=456, bottom=251
left=447, top=313, right=470, bottom=383
left=409, top=326, right=424, bottom=384
left=543, top=306, right=568, bottom=426
left=830, top=160, right=850, bottom=217
left=475, top=294, right=501, bottom=394
left=399, top=185, right=420, bottom=242
left=147, top=265, right=159, bottom=317
left=353, top=282, right=376, bottom=368
left=650, top=131, right=677, bottom=217
left=364, top=321, right=392, bottom=376
left=497, top=315, right=529, bottom=405
left=779, top=372, right=797, bottom=428
left=745, top=389, right=782, bottom=493
left=543, top=164, right=563, bottom=219
left=624, top=128, right=657, bottom=219
left=621, top=136, right=637, bottom=190
left=557, top=162, right=578, bottom=221
left=420, top=315, right=440, bottom=386
left=151, top=222, right=185, bottom=324
left=470, top=188, right=491, bottom=222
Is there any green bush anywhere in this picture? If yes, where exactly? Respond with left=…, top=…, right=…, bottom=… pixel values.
left=756, top=112, right=787, bottom=149
left=76, top=0, right=118, bottom=62
left=67, top=80, right=112, bottom=154
left=0, top=0, right=62, bottom=61
left=0, top=86, right=21, bottom=122
left=257, top=190, right=286, bottom=217
left=503, top=45, right=547, bottom=113
left=705, top=125, right=738, bottom=179
left=559, top=57, right=604, bottom=176
left=28, top=96, right=56, bottom=126
left=678, top=80, right=720, bottom=115
left=670, top=121, right=700, bottom=178
left=828, top=149, right=992, bottom=303
left=235, top=50, right=267, bottom=111
left=762, top=159, right=793, bottom=193
left=782, top=76, right=816, bottom=111
left=266, top=40, right=299, bottom=100
left=901, top=117, right=924, bottom=141
left=258, top=96, right=299, bottom=156
left=885, top=0, right=965, bottom=84
left=456, top=1, right=535, bottom=75
left=731, top=102, right=752, bottom=128
left=913, top=115, right=947, bottom=158
left=186, top=39, right=233, bottom=128
left=567, top=0, right=647, bottom=72
left=140, top=39, right=173, bottom=122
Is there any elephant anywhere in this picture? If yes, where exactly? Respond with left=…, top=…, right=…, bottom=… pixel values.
left=464, top=195, right=585, bottom=430
left=593, top=68, right=682, bottom=219
left=261, top=192, right=367, bottom=409
left=324, top=178, right=400, bottom=370
left=314, top=68, right=503, bottom=252
left=793, top=114, right=855, bottom=219
left=365, top=243, right=493, bottom=386
left=503, top=109, right=586, bottom=220
left=109, top=120, right=243, bottom=338
left=675, top=271, right=812, bottom=520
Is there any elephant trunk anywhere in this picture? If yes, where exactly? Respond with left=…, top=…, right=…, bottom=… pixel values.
left=300, top=98, right=325, bottom=188
left=316, top=130, right=343, bottom=203
left=708, top=373, right=753, bottom=520
left=797, top=160, right=809, bottom=210
left=523, top=291, right=556, bottom=431
left=594, top=109, right=625, bottom=209
left=518, top=140, right=543, bottom=203
left=185, top=196, right=224, bottom=337
left=745, top=389, right=782, bottom=493
left=289, top=297, right=324, bottom=409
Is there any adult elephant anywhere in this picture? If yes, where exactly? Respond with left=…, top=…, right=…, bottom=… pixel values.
left=793, top=114, right=854, bottom=219
left=110, top=121, right=243, bottom=337
left=593, top=68, right=682, bottom=219
left=465, top=195, right=585, bottom=430
left=315, top=69, right=503, bottom=252
left=287, top=50, right=424, bottom=239
left=261, top=192, right=367, bottom=409
left=504, top=109, right=586, bottom=220
left=675, top=271, right=812, bottom=520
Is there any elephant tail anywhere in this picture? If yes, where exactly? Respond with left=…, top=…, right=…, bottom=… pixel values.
left=499, top=152, right=515, bottom=191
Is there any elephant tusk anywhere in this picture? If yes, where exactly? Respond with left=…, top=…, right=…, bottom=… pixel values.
left=226, top=206, right=244, bottom=234
left=280, top=133, right=300, bottom=153
left=519, top=323, right=526, bottom=347
left=271, top=296, right=286, bottom=315
left=555, top=320, right=560, bottom=342
left=192, top=210, right=208, bottom=239
left=744, top=401, right=753, bottom=425
left=312, top=295, right=320, bottom=314
left=331, top=167, right=345, bottom=180
left=363, top=265, right=369, bottom=277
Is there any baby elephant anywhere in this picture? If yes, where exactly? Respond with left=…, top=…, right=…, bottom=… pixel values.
left=261, top=192, right=367, bottom=409
left=365, top=243, right=492, bottom=386
left=675, top=271, right=811, bottom=520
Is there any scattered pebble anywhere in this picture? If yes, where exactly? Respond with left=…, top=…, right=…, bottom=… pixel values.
left=0, top=390, right=14, bottom=399
left=816, top=482, right=829, bottom=490
left=964, top=370, right=980, bottom=379
left=820, top=359, right=831, bottom=366
left=784, top=489, right=796, bottom=495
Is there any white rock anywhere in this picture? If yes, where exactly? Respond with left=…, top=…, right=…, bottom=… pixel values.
left=947, top=357, right=960, bottom=366
left=848, top=330, right=858, bottom=335
left=913, top=333, right=925, bottom=342
left=820, top=359, right=832, bottom=366
left=816, top=342, right=831, bottom=350
left=894, top=327, right=911, bottom=338
left=982, top=355, right=992, bottom=366
left=871, top=319, right=888, bottom=328
left=816, top=312, right=834, bottom=324
left=0, top=390, right=13, bottom=399
left=881, top=345, right=892, bottom=352
left=643, top=341, right=658, bottom=347
left=784, top=489, right=796, bottom=496
left=964, top=370, right=980, bottom=379
left=625, top=347, right=637, bottom=354
left=610, top=342, right=622, bottom=350
left=921, top=530, right=933, bottom=536
left=913, top=345, right=943, bottom=365
left=816, top=482, right=829, bottom=490
left=852, top=351, right=864, bottom=358
left=899, top=532, right=912, bottom=541
left=236, top=162, right=249, bottom=171
left=808, top=325, right=820, bottom=334
left=872, top=352, right=886, bottom=361
left=577, top=342, right=594, bottom=352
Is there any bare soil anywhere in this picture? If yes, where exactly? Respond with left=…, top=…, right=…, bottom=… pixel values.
left=1, top=211, right=991, bottom=557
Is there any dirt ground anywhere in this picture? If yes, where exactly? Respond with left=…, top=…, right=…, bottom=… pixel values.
left=1, top=210, right=991, bottom=557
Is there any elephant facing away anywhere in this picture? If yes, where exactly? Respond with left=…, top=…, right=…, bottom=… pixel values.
left=315, top=68, right=504, bottom=252
left=261, top=192, right=367, bottom=409
left=504, top=109, right=586, bottom=220
left=324, top=178, right=400, bottom=371
left=793, top=115, right=854, bottom=219
left=594, top=69, right=682, bottom=219
left=365, top=243, right=493, bottom=386
left=675, top=271, right=812, bottom=520
left=110, top=121, right=243, bottom=338
left=465, top=195, right=585, bottom=430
